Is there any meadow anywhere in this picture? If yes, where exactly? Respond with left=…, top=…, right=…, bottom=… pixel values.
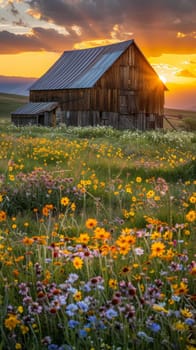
left=0, top=123, right=195, bottom=350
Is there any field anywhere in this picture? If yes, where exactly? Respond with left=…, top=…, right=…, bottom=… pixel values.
left=164, top=108, right=196, bottom=130
left=0, top=122, right=195, bottom=350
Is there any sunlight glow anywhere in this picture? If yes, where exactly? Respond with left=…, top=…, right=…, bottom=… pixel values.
left=159, top=75, right=167, bottom=84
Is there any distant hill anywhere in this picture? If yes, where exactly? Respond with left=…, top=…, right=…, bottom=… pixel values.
left=0, top=93, right=28, bottom=120
left=0, top=75, right=36, bottom=96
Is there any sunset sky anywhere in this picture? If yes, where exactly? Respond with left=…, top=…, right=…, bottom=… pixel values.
left=0, top=0, right=196, bottom=110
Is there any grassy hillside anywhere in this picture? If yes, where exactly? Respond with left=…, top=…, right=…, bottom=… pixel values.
left=164, top=107, right=196, bottom=130
left=0, top=92, right=28, bottom=122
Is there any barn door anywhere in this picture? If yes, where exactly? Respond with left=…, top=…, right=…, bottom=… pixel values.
left=120, top=91, right=137, bottom=114
left=119, top=65, right=137, bottom=115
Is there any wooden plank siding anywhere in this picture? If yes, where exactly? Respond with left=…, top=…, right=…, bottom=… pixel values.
left=30, top=43, right=165, bottom=130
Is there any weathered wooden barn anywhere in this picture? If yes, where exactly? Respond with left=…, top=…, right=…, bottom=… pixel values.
left=12, top=39, right=167, bottom=129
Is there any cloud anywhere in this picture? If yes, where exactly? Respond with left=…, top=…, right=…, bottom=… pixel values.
left=25, top=0, right=196, bottom=55
left=0, top=0, right=195, bottom=55
left=0, top=28, right=79, bottom=54
left=8, top=1, right=19, bottom=16
left=175, top=69, right=196, bottom=78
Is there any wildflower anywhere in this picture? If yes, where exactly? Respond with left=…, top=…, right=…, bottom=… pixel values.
left=183, top=229, right=190, bottom=236
left=4, top=314, right=20, bottom=331
left=148, top=322, right=161, bottom=332
left=77, top=301, right=89, bottom=312
left=137, top=331, right=153, bottom=343
left=70, top=202, right=76, bottom=211
left=0, top=194, right=3, bottom=202
left=66, top=303, right=78, bottom=317
left=134, top=247, right=144, bottom=255
left=150, top=231, right=161, bottom=240
left=185, top=318, right=195, bottom=326
left=73, top=256, right=83, bottom=269
left=105, top=308, right=118, bottom=319
left=173, top=321, right=188, bottom=332
left=94, top=227, right=111, bottom=241
left=76, top=233, right=90, bottom=244
left=78, top=329, right=87, bottom=338
left=42, top=204, right=53, bottom=216
left=22, top=237, right=34, bottom=245
left=150, top=242, right=165, bottom=257
left=109, top=279, right=118, bottom=289
left=67, top=273, right=79, bottom=283
left=17, top=306, right=23, bottom=314
left=73, top=291, right=82, bottom=301
left=20, top=325, right=29, bottom=334
left=85, top=218, right=97, bottom=229
left=68, top=319, right=80, bottom=328
left=174, top=282, right=188, bottom=296
left=41, top=336, right=52, bottom=345
left=15, top=344, right=22, bottom=350
left=147, top=190, right=155, bottom=199
left=152, top=304, right=168, bottom=314
left=186, top=210, right=196, bottom=222
left=189, top=195, right=196, bottom=204
left=9, top=174, right=15, bottom=181
left=136, top=177, right=142, bottom=183
left=18, top=282, right=29, bottom=295
left=180, top=308, right=193, bottom=318
left=61, top=196, right=70, bottom=206
left=0, top=210, right=6, bottom=222
left=121, top=266, right=131, bottom=274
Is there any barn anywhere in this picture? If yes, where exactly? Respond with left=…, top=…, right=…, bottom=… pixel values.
left=11, top=39, right=167, bottom=129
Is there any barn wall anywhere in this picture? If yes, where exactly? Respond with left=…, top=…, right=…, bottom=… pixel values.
left=11, top=110, right=55, bottom=127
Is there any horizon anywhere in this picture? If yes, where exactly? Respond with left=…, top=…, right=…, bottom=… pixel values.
left=0, top=0, right=196, bottom=110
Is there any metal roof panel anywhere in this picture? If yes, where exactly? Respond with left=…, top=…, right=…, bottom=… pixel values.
left=11, top=102, right=58, bottom=115
left=30, top=40, right=133, bottom=90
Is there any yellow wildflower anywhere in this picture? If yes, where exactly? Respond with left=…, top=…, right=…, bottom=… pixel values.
left=4, top=314, right=20, bottom=331
left=186, top=210, right=196, bottom=222
left=73, top=256, right=83, bottom=269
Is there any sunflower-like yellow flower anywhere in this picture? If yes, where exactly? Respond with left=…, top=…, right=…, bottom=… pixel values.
left=186, top=210, right=196, bottom=222
left=150, top=241, right=166, bottom=257
left=73, top=256, right=83, bottom=269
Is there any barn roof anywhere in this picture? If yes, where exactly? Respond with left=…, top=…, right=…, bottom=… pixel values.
left=30, top=40, right=134, bottom=91
left=11, top=102, right=58, bottom=115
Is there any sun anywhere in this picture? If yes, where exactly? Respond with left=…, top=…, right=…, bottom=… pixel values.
left=159, top=75, right=167, bottom=84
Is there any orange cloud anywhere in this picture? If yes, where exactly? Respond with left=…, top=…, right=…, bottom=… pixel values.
left=175, top=69, right=196, bottom=78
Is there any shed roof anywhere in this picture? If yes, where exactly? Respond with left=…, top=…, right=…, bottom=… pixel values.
left=30, top=40, right=133, bottom=91
left=11, top=102, right=58, bottom=115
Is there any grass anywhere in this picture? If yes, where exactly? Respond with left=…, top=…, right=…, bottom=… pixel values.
left=0, top=101, right=195, bottom=349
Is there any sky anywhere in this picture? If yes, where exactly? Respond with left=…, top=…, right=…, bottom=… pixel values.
left=0, top=0, right=196, bottom=110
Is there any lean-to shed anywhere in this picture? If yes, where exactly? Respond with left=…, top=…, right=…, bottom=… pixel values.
left=11, top=102, right=59, bottom=126
left=12, top=39, right=167, bottom=129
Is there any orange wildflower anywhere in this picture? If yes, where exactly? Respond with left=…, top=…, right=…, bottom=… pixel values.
left=0, top=210, right=6, bottom=222
left=85, top=218, right=98, bottom=229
